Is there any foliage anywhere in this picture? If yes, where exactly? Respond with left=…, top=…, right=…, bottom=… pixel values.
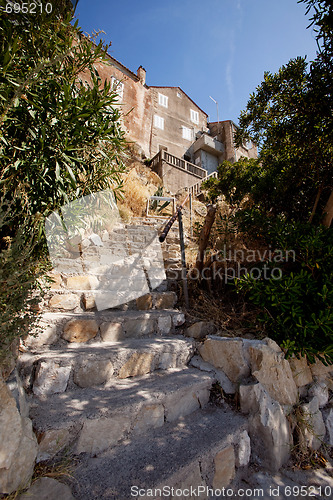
left=0, top=205, right=47, bottom=362
left=0, top=0, right=126, bottom=234
left=0, top=0, right=127, bottom=362
left=235, top=216, right=333, bottom=363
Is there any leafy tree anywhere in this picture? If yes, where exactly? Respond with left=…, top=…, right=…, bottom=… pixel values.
left=0, top=0, right=126, bottom=231
left=205, top=1, right=333, bottom=226
left=0, top=0, right=126, bottom=362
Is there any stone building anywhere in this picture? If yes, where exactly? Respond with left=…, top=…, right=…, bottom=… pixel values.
left=91, top=53, right=257, bottom=191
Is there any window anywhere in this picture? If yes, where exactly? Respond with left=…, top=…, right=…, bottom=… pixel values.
left=182, top=126, right=192, bottom=141
left=158, top=93, right=168, bottom=108
left=154, top=115, right=164, bottom=130
left=111, top=77, right=124, bottom=101
left=190, top=109, right=199, bottom=124
left=177, top=91, right=182, bottom=98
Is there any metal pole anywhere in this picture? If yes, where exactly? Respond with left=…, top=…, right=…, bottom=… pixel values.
left=178, top=210, right=189, bottom=309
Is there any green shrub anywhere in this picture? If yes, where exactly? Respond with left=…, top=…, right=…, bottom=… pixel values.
left=235, top=216, right=333, bottom=363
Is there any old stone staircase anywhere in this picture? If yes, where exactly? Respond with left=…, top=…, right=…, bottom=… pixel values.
left=16, top=215, right=249, bottom=499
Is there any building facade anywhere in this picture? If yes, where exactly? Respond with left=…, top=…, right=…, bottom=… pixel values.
left=92, top=54, right=257, bottom=182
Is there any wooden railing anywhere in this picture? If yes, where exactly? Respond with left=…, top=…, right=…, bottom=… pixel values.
left=150, top=150, right=207, bottom=180
left=188, top=171, right=218, bottom=197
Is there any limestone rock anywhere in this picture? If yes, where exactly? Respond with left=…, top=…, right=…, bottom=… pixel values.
left=76, top=415, right=131, bottom=455
left=309, top=359, right=333, bottom=379
left=48, top=293, right=80, bottom=310
left=324, top=408, right=333, bottom=446
left=0, top=416, right=38, bottom=494
left=33, top=361, right=71, bottom=396
left=240, top=382, right=292, bottom=471
left=236, top=430, right=251, bottom=467
left=118, top=352, right=155, bottom=379
left=136, top=294, right=152, bottom=310
left=37, top=429, right=70, bottom=463
left=249, top=342, right=298, bottom=405
left=66, top=275, right=99, bottom=290
left=83, top=294, right=96, bottom=310
left=213, top=446, right=235, bottom=489
left=185, top=321, right=216, bottom=340
left=308, top=381, right=329, bottom=408
left=123, top=318, right=154, bottom=337
left=173, top=313, right=185, bottom=327
left=62, top=319, right=99, bottom=343
left=154, top=291, right=177, bottom=309
left=288, top=356, right=313, bottom=387
left=74, top=358, right=113, bottom=388
left=24, top=324, right=58, bottom=348
left=0, top=380, right=22, bottom=470
left=157, top=315, right=172, bottom=335
left=47, top=272, right=63, bottom=290
left=300, top=396, right=326, bottom=450
left=18, top=477, right=74, bottom=500
left=100, top=322, right=124, bottom=342
left=199, top=337, right=250, bottom=383
left=132, top=404, right=164, bottom=435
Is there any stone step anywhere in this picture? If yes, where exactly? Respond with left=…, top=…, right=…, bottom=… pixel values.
left=43, top=289, right=178, bottom=314
left=18, top=337, right=195, bottom=391
left=27, top=368, right=216, bottom=461
left=70, top=405, right=248, bottom=499
left=22, top=309, right=186, bottom=349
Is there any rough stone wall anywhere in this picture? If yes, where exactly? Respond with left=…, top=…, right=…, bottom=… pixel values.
left=153, top=161, right=204, bottom=193
left=91, top=59, right=153, bottom=157
left=150, top=87, right=208, bottom=159
left=209, top=120, right=258, bottom=163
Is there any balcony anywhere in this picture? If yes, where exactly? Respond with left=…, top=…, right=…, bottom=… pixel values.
left=193, top=133, right=224, bottom=156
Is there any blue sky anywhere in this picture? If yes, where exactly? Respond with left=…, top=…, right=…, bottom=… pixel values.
left=74, top=0, right=318, bottom=125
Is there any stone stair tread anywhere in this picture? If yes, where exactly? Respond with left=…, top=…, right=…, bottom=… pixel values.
left=71, top=405, right=247, bottom=499
left=39, top=308, right=182, bottom=321
left=21, top=335, right=193, bottom=356
left=29, top=368, right=215, bottom=431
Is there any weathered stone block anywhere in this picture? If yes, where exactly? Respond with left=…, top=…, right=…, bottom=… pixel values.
left=33, top=361, right=71, bottom=396
left=132, top=404, right=164, bottom=435
left=62, top=319, right=99, bottom=343
left=18, top=477, right=74, bottom=499
left=118, top=353, right=155, bottom=379
left=199, top=337, right=250, bottom=383
left=213, top=446, right=235, bottom=489
left=123, top=318, right=155, bottom=337
left=325, top=408, right=333, bottom=446
left=48, top=293, right=80, bottom=310
left=136, top=294, right=153, bottom=310
left=157, top=315, right=172, bottom=335
left=100, top=322, right=124, bottom=342
left=308, top=381, right=329, bottom=408
left=288, top=356, right=313, bottom=387
left=173, top=313, right=185, bottom=327
left=154, top=291, right=177, bottom=309
left=0, top=415, right=37, bottom=494
left=74, top=359, right=114, bottom=388
left=236, top=430, right=251, bottom=467
left=66, top=275, right=99, bottom=290
left=300, top=396, right=326, bottom=450
left=249, top=343, right=298, bottom=406
left=240, top=382, right=292, bottom=471
left=0, top=381, right=22, bottom=470
left=185, top=321, right=216, bottom=340
left=24, top=324, right=58, bottom=348
left=83, top=294, right=96, bottom=310
left=76, top=415, right=130, bottom=455
left=37, top=429, right=70, bottom=463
